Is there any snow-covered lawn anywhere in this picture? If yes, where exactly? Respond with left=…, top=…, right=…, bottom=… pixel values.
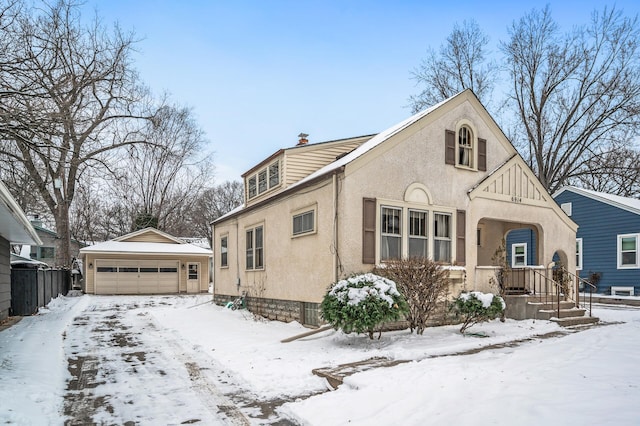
left=1, top=293, right=639, bottom=425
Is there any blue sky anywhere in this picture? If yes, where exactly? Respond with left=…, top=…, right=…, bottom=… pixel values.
left=82, top=1, right=640, bottom=183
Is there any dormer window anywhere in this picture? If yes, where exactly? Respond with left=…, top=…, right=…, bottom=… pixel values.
left=247, top=159, right=281, bottom=200
left=458, top=125, right=473, bottom=167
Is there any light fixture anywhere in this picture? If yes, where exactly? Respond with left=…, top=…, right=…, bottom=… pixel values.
left=89, top=263, right=93, bottom=269
left=181, top=263, right=185, bottom=270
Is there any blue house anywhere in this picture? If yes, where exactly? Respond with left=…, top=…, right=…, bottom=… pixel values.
left=552, top=186, right=640, bottom=296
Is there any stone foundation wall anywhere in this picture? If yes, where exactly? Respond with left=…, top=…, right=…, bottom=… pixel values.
left=214, top=294, right=303, bottom=323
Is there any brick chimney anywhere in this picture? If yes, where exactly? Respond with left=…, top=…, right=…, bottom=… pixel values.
left=297, top=133, right=309, bottom=146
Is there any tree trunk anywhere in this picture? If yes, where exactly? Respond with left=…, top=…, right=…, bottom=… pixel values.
left=54, top=199, right=72, bottom=268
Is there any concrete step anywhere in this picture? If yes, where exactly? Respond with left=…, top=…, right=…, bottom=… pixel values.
left=550, top=316, right=599, bottom=327
left=537, top=307, right=586, bottom=320
left=527, top=300, right=575, bottom=311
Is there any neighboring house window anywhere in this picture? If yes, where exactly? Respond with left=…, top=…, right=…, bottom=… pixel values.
left=618, top=234, right=639, bottom=268
left=293, top=210, right=315, bottom=236
left=433, top=213, right=451, bottom=263
left=458, top=125, right=473, bottom=167
left=40, top=246, right=55, bottom=259
left=247, top=160, right=281, bottom=200
left=561, top=202, right=572, bottom=216
left=246, top=225, right=264, bottom=270
left=220, top=236, right=228, bottom=267
left=576, top=238, right=583, bottom=270
left=408, top=209, right=428, bottom=258
left=512, top=243, right=527, bottom=267
left=381, top=206, right=401, bottom=260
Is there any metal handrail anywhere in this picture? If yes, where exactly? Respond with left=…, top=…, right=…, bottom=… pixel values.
left=508, top=266, right=566, bottom=318
left=561, top=267, right=596, bottom=317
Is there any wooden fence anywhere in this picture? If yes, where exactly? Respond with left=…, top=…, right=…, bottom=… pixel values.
left=10, top=269, right=71, bottom=316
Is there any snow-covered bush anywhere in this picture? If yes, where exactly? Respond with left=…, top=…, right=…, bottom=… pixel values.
left=451, top=291, right=505, bottom=334
left=374, top=258, right=450, bottom=335
left=321, top=273, right=409, bottom=340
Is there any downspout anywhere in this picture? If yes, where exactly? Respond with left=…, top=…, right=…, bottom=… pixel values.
left=235, top=219, right=240, bottom=293
left=333, top=171, right=339, bottom=282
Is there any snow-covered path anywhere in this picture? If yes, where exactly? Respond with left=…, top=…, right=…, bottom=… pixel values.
left=2, top=294, right=640, bottom=425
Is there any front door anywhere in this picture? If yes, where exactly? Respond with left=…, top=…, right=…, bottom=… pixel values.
left=187, top=262, right=200, bottom=293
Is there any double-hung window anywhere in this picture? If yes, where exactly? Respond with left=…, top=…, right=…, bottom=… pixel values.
left=618, top=234, right=639, bottom=268
left=381, top=207, right=401, bottom=260
left=246, top=226, right=264, bottom=270
left=512, top=243, right=527, bottom=267
left=433, top=213, right=451, bottom=263
left=220, top=236, right=228, bottom=267
left=408, top=209, right=428, bottom=258
left=458, top=125, right=473, bottom=167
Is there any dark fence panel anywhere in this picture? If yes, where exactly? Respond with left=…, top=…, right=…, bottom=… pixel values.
left=11, top=269, right=72, bottom=316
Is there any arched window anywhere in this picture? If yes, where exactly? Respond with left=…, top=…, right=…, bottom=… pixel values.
left=458, top=125, right=473, bottom=167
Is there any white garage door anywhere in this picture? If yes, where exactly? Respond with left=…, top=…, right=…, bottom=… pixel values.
left=95, top=259, right=179, bottom=294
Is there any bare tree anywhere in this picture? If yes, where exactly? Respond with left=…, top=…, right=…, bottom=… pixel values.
left=191, top=181, right=244, bottom=245
left=110, top=104, right=214, bottom=235
left=573, top=147, right=640, bottom=197
left=502, top=6, right=640, bottom=193
left=0, top=0, right=155, bottom=267
left=409, top=20, right=497, bottom=113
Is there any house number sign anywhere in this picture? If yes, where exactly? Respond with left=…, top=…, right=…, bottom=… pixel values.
left=511, top=196, right=523, bottom=203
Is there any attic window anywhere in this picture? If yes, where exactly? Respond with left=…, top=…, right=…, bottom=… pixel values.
left=458, top=126, right=473, bottom=167
left=247, top=160, right=281, bottom=200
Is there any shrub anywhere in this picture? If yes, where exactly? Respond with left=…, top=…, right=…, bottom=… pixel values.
left=451, top=291, right=505, bottom=334
left=320, top=273, right=409, bottom=339
left=374, top=258, right=450, bottom=335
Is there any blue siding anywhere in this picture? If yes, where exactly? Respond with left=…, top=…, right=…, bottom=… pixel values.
left=506, top=229, right=537, bottom=266
left=555, top=191, right=640, bottom=294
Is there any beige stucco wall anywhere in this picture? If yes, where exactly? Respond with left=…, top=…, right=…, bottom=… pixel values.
left=83, top=253, right=211, bottom=294
left=214, top=178, right=336, bottom=302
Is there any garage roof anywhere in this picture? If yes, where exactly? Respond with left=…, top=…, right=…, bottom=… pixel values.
left=80, top=227, right=212, bottom=256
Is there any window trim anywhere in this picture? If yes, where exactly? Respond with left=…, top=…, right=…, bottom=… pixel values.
left=455, top=121, right=478, bottom=171
left=246, top=160, right=281, bottom=200
left=617, top=233, right=639, bottom=269
left=292, top=205, right=317, bottom=237
left=576, top=238, right=583, bottom=271
left=512, top=243, right=527, bottom=267
left=246, top=224, right=265, bottom=271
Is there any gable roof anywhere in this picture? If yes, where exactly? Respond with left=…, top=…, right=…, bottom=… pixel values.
left=80, top=227, right=212, bottom=256
left=217, top=89, right=505, bottom=224
left=554, top=186, right=640, bottom=216
left=0, top=180, right=42, bottom=245
left=113, top=227, right=185, bottom=244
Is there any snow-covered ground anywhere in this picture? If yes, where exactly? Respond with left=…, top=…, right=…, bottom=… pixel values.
left=1, top=293, right=639, bottom=425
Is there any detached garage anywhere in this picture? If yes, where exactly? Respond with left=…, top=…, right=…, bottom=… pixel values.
left=80, top=228, right=212, bottom=295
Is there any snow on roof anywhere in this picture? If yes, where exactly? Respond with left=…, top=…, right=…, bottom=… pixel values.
left=216, top=91, right=463, bottom=223
left=80, top=240, right=212, bottom=255
left=555, top=186, right=640, bottom=216
left=287, top=93, right=456, bottom=192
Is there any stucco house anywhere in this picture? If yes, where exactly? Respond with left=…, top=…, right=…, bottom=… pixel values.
left=0, top=180, right=43, bottom=320
left=212, top=90, right=578, bottom=325
left=80, top=227, right=212, bottom=295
